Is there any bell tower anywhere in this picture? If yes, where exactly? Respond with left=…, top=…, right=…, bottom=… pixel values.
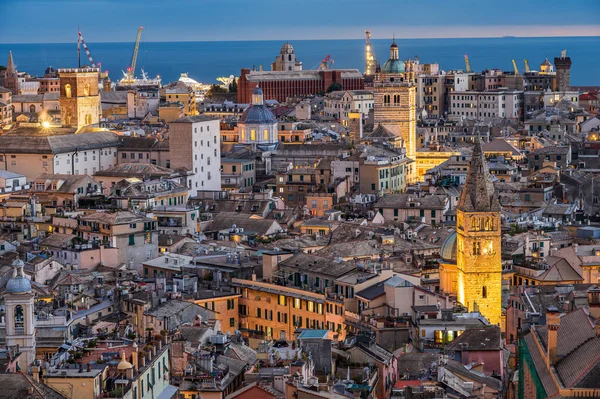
left=456, top=136, right=502, bottom=326
left=58, top=67, right=100, bottom=128
left=4, top=259, right=36, bottom=367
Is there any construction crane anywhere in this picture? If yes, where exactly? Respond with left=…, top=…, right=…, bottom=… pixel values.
left=123, top=27, right=144, bottom=83
left=77, top=30, right=98, bottom=68
left=511, top=59, right=519, bottom=75
left=365, top=30, right=377, bottom=76
left=523, top=59, right=531, bottom=73
left=464, top=54, right=472, bottom=73
left=319, top=55, right=335, bottom=70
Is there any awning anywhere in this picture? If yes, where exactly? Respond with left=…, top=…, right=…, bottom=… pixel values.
left=156, top=384, right=179, bottom=399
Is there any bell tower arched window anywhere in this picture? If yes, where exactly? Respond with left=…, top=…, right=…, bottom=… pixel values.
left=84, top=83, right=90, bottom=96
left=14, top=305, right=24, bottom=331
left=65, top=84, right=72, bottom=98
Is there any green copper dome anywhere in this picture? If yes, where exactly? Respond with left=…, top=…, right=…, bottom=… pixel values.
left=381, top=59, right=405, bottom=74
left=381, top=39, right=405, bottom=74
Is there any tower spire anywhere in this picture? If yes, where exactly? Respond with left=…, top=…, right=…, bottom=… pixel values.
left=7, top=51, right=15, bottom=74
left=457, top=135, right=500, bottom=212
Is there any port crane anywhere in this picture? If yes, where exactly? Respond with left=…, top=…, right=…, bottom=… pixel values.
left=523, top=59, right=531, bottom=73
left=365, top=30, right=377, bottom=76
left=122, top=26, right=144, bottom=83
left=77, top=30, right=99, bottom=69
left=464, top=54, right=472, bottom=73
left=511, top=59, right=519, bottom=75
left=319, top=55, right=335, bottom=70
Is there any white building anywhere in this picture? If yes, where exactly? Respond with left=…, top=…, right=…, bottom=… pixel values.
left=237, top=86, right=279, bottom=148
left=168, top=115, right=222, bottom=193
left=449, top=90, right=524, bottom=121
left=0, top=131, right=121, bottom=180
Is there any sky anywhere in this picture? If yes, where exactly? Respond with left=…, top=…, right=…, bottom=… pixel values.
left=0, top=0, right=599, bottom=43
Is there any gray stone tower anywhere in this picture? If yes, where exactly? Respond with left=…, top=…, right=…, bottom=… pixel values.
left=554, top=51, right=572, bottom=92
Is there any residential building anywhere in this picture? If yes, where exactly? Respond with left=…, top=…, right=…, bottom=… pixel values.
left=449, top=89, right=524, bottom=121
left=161, top=81, right=197, bottom=116
left=117, top=136, right=170, bottom=168
left=359, top=145, right=410, bottom=195
left=0, top=86, right=12, bottom=125
left=169, top=115, right=222, bottom=193
left=374, top=193, right=449, bottom=225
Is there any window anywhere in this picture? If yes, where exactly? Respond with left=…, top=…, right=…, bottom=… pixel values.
left=256, top=308, right=261, bottom=318
left=65, top=84, right=71, bottom=98
left=129, top=235, right=135, bottom=246
left=482, top=286, right=487, bottom=298
left=230, top=318, right=235, bottom=327
left=278, top=295, right=287, bottom=306
left=293, top=298, right=301, bottom=309
left=250, top=129, right=256, bottom=141
left=473, top=241, right=481, bottom=255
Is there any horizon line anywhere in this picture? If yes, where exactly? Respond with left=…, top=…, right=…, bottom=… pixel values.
left=1, top=34, right=599, bottom=46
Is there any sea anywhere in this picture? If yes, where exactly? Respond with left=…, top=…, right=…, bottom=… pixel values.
left=1, top=36, right=599, bottom=87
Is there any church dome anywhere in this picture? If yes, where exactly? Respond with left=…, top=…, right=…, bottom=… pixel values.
left=6, top=259, right=32, bottom=294
left=281, top=42, right=294, bottom=54
left=239, top=106, right=277, bottom=125
left=440, top=231, right=457, bottom=263
left=381, top=40, right=405, bottom=74
left=239, top=87, right=277, bottom=125
left=381, top=59, right=405, bottom=74
left=117, top=351, right=133, bottom=371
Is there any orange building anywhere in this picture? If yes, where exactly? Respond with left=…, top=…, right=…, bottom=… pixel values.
left=231, top=277, right=346, bottom=342
left=194, top=291, right=241, bottom=335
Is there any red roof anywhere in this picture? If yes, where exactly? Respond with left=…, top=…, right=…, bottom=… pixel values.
left=579, top=94, right=596, bottom=101
left=394, top=380, right=421, bottom=389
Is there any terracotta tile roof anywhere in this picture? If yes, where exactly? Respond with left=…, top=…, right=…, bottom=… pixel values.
left=536, top=308, right=595, bottom=357
left=523, top=333, right=559, bottom=397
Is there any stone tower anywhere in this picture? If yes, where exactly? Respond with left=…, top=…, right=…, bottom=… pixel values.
left=456, top=136, right=502, bottom=326
left=373, top=40, right=416, bottom=182
left=554, top=52, right=571, bottom=92
left=272, top=42, right=302, bottom=72
left=58, top=67, right=100, bottom=128
left=2, top=51, right=19, bottom=94
left=4, top=259, right=36, bottom=367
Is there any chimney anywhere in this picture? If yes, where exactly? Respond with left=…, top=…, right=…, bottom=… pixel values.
left=31, top=365, right=40, bottom=383
left=140, top=353, right=146, bottom=368
left=546, top=307, right=561, bottom=367
left=132, top=343, right=139, bottom=371
left=86, top=363, right=91, bottom=373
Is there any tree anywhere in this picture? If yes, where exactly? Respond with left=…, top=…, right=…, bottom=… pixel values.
left=326, top=82, right=343, bottom=93
left=228, top=78, right=238, bottom=93
left=206, top=84, right=227, bottom=97
left=0, top=65, right=6, bottom=71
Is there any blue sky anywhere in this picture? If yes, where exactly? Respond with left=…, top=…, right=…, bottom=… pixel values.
left=0, top=0, right=599, bottom=43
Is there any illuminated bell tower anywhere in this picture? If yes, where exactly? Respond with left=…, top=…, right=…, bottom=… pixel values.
left=58, top=67, right=100, bottom=128
left=456, top=136, right=502, bottom=326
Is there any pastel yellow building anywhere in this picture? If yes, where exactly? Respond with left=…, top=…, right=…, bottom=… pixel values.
left=455, top=137, right=502, bottom=326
